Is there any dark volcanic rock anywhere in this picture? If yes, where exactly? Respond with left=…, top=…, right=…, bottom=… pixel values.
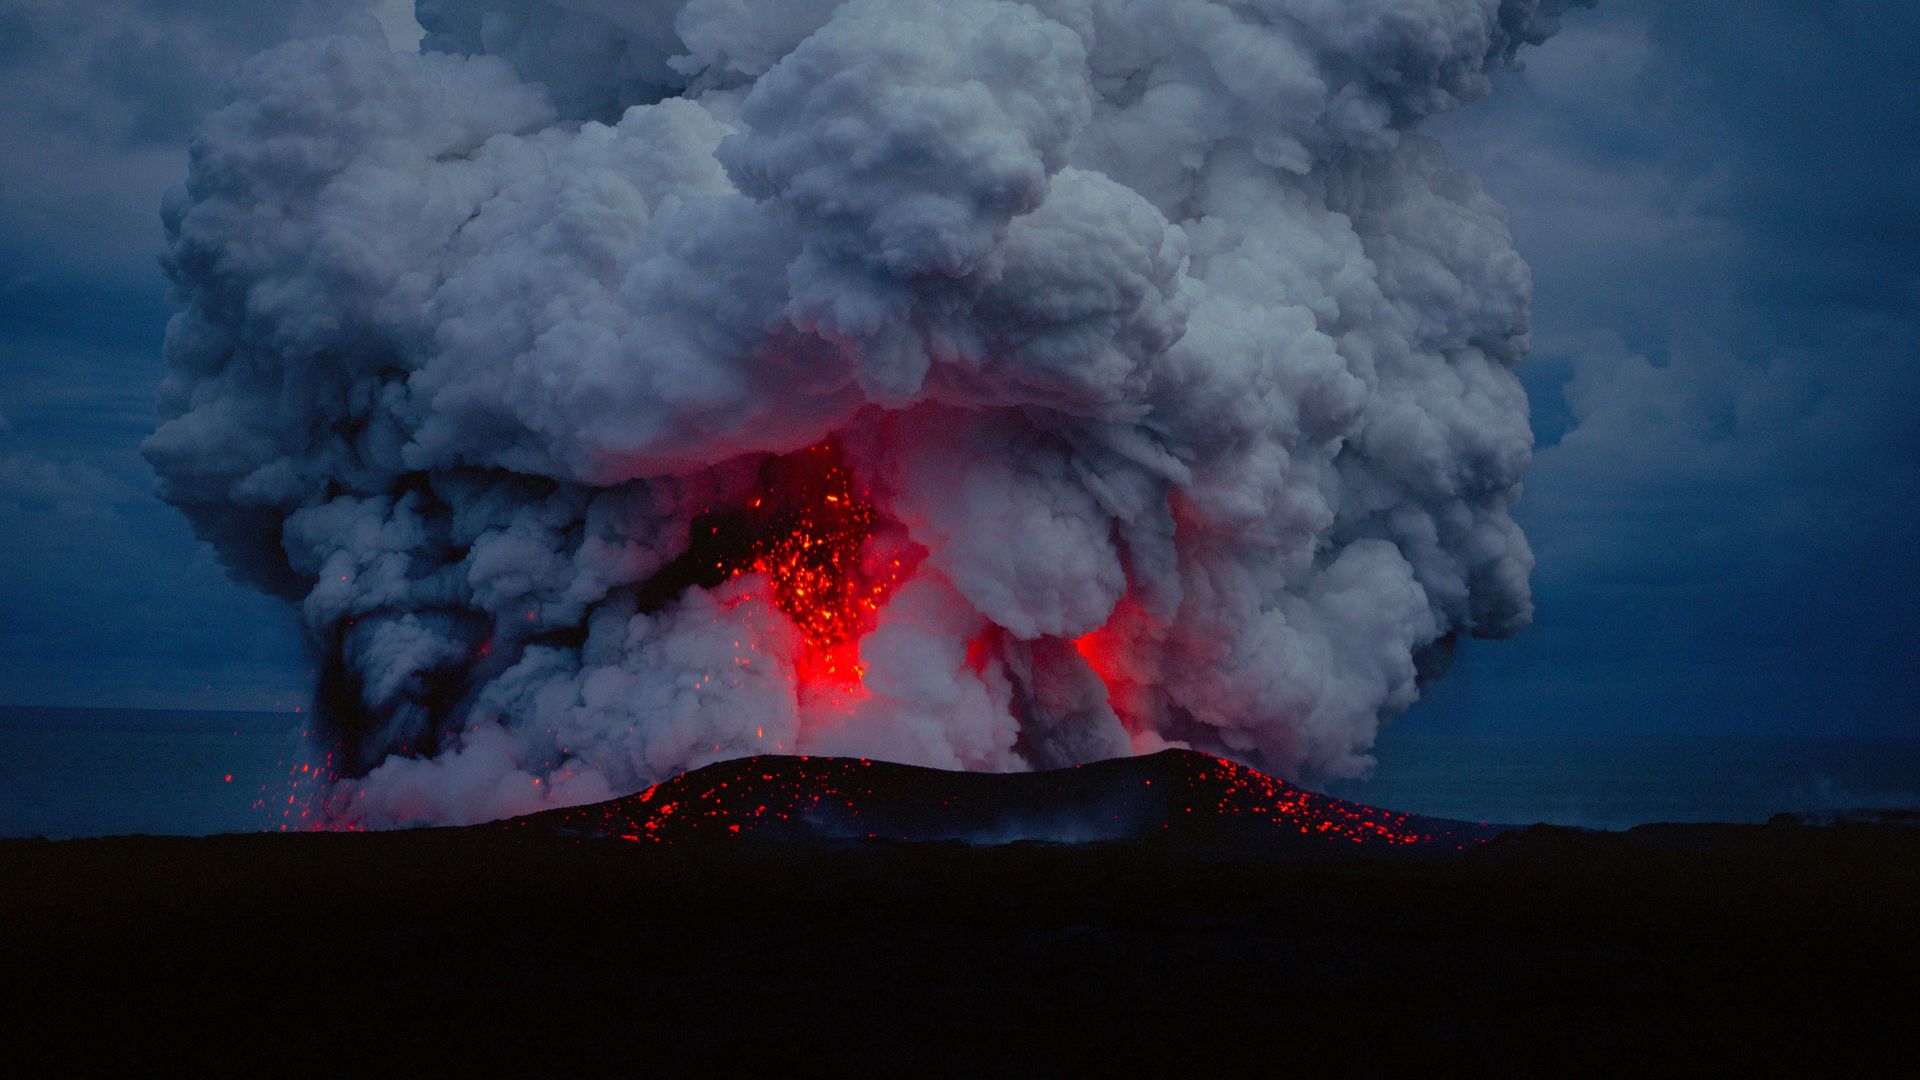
left=501, top=748, right=1505, bottom=852
left=6, top=798, right=1919, bottom=1072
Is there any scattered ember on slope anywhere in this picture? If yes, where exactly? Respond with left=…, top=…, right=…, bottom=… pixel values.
left=501, top=749, right=1503, bottom=852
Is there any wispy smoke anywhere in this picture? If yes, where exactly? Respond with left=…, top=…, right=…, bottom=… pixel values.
left=145, top=0, right=1579, bottom=826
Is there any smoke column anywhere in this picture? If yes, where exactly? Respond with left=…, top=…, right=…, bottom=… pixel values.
left=146, top=0, right=1580, bottom=826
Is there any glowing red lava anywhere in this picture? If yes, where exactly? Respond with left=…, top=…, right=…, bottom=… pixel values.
left=722, top=441, right=914, bottom=687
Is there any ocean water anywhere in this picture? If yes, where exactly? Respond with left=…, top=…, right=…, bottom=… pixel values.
left=3, top=706, right=1919, bottom=838
left=0, top=706, right=316, bottom=840
left=1327, top=729, right=1920, bottom=830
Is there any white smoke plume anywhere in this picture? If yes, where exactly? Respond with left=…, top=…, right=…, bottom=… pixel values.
left=146, top=0, right=1581, bottom=826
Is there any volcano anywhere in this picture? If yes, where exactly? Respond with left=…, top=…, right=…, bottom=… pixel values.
left=499, top=748, right=1502, bottom=852
left=146, top=0, right=1565, bottom=824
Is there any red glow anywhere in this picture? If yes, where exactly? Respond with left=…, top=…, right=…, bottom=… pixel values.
left=724, top=441, right=914, bottom=687
left=1073, top=630, right=1116, bottom=691
left=1074, top=595, right=1160, bottom=735
left=1074, top=623, right=1136, bottom=736
left=963, top=630, right=994, bottom=675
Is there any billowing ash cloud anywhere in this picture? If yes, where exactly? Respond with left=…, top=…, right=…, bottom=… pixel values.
left=146, top=0, right=1579, bottom=826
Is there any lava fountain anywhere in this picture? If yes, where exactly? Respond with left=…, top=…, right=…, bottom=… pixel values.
left=685, top=441, right=918, bottom=691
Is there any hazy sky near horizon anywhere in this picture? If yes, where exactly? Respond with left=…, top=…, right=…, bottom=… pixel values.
left=1, top=1, right=1915, bottom=736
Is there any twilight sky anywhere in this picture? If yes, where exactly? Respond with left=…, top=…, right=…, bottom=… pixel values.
left=1, top=0, right=1915, bottom=737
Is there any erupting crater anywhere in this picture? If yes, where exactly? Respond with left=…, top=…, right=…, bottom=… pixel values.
left=663, top=440, right=918, bottom=690
left=500, top=749, right=1504, bottom=852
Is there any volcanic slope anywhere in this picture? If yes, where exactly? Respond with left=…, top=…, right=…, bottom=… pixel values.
left=501, top=748, right=1502, bottom=851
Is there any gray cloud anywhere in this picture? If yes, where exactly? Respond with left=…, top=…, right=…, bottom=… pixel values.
left=1408, top=0, right=1920, bottom=737
left=0, top=0, right=418, bottom=279
left=144, top=0, right=1578, bottom=825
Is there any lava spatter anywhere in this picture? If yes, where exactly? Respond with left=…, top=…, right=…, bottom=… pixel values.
left=691, top=441, right=917, bottom=689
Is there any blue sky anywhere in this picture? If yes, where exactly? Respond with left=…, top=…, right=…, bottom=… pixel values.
left=1, top=0, right=1915, bottom=735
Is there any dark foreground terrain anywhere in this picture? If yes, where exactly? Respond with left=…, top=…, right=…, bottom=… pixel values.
left=7, top=760, right=1920, bottom=1074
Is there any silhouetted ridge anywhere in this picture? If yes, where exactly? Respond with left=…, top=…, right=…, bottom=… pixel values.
left=501, top=749, right=1504, bottom=851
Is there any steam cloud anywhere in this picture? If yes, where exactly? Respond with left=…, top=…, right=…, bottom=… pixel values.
left=146, top=0, right=1578, bottom=826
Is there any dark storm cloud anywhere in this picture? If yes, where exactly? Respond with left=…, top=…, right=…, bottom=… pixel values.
left=0, top=284, right=312, bottom=708
left=1413, top=0, right=1920, bottom=735
left=0, top=0, right=420, bottom=707
left=0, top=0, right=417, bottom=276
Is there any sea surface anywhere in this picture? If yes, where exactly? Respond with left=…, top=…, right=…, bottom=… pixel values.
left=0, top=706, right=315, bottom=840
left=1327, top=728, right=1920, bottom=830
left=3, top=705, right=1919, bottom=838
